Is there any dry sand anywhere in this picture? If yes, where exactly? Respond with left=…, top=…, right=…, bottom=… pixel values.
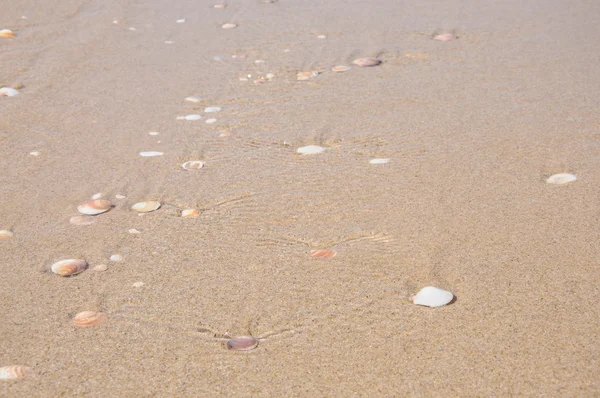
left=2, top=0, right=600, bottom=395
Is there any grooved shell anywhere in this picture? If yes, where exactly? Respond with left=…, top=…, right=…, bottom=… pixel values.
left=77, top=199, right=112, bottom=215
left=227, top=336, right=259, bottom=351
left=0, top=365, right=30, bottom=380
left=51, top=259, right=88, bottom=277
left=352, top=57, right=381, bottom=67
left=132, top=201, right=161, bottom=213
left=72, top=311, right=107, bottom=328
left=412, top=286, right=454, bottom=307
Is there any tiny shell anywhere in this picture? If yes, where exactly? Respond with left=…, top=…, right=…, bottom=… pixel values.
left=297, top=145, right=325, bottom=155
left=0, top=365, right=30, bottom=380
left=0, top=229, right=14, bottom=239
left=70, top=215, right=96, bottom=226
left=434, top=33, right=455, bottom=41
left=181, top=160, right=204, bottom=170
left=148, top=131, right=160, bottom=136
left=369, top=158, right=390, bottom=164
left=311, top=249, right=336, bottom=258
left=331, top=65, right=351, bottom=72
left=546, top=173, right=576, bottom=184
left=0, top=87, right=19, bottom=97
left=91, top=193, right=103, bottom=200
left=128, top=228, right=140, bottom=234
left=176, top=19, right=185, bottom=23
left=205, top=118, right=217, bottom=124
left=227, top=336, right=259, bottom=351
left=51, top=259, right=88, bottom=277
left=29, top=151, right=40, bottom=156
left=184, top=114, right=202, bottom=121
left=72, top=311, right=107, bottom=328
left=222, top=23, right=237, bottom=29
left=132, top=201, right=161, bottom=213
left=77, top=199, right=112, bottom=215
left=297, top=71, right=319, bottom=81
left=139, top=151, right=164, bottom=157
left=214, top=4, right=227, bottom=8
left=204, top=106, right=221, bottom=113
left=413, top=286, right=454, bottom=307
left=115, top=194, right=126, bottom=199
left=352, top=57, right=381, bottom=67
left=181, top=208, right=199, bottom=218
left=92, top=264, right=108, bottom=272
left=0, top=29, right=15, bottom=38
left=132, top=281, right=145, bottom=288
left=110, top=254, right=123, bottom=262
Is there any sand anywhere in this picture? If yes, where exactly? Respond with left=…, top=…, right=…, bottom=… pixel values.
left=1, top=0, right=600, bottom=395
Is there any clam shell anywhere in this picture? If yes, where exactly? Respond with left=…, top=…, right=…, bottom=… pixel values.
left=181, top=160, right=204, bottom=170
left=70, top=215, right=96, bottom=226
left=110, top=254, right=123, bottom=262
left=0, top=87, right=19, bottom=97
left=311, top=249, right=336, bottom=258
left=0, top=29, right=15, bottom=38
left=352, top=57, right=381, bottom=67
left=297, top=145, right=325, bottom=155
left=331, top=65, right=351, bottom=72
left=131, top=201, right=161, bottom=213
left=77, top=199, right=112, bottom=215
left=0, top=229, right=14, bottom=239
left=181, top=208, right=199, bottom=218
left=227, top=336, right=259, bottom=351
left=72, top=311, right=107, bottom=328
left=412, top=286, right=454, bottom=307
left=0, top=365, right=30, bottom=380
left=434, top=33, right=455, bottom=41
left=51, top=259, right=88, bottom=277
left=546, top=173, right=576, bottom=184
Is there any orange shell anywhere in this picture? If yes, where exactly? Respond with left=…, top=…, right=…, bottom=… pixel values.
left=72, top=311, right=107, bottom=328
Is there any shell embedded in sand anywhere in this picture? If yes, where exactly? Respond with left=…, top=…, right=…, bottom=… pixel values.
left=214, top=4, right=227, bottom=8
left=434, top=33, right=455, bottom=41
left=131, top=201, right=161, bottom=213
left=297, top=71, right=319, bottom=81
left=546, top=173, right=576, bottom=184
left=331, top=65, right=351, bottom=72
left=221, top=23, right=237, bottom=29
left=227, top=336, right=259, bottom=351
left=0, top=365, right=30, bottom=380
left=132, top=281, right=145, bottom=288
left=139, top=151, right=164, bottom=157
left=110, top=254, right=123, bottom=262
left=72, top=311, right=107, bottom=328
left=0, top=229, right=14, bottom=239
left=412, top=286, right=454, bottom=307
left=181, top=160, right=204, bottom=170
left=92, top=264, right=108, bottom=272
left=51, top=259, right=88, bottom=277
left=0, top=29, right=15, bottom=38
left=181, top=208, right=199, bottom=218
left=205, top=118, right=217, bottom=124
left=352, top=57, right=381, bottom=67
left=77, top=199, right=112, bottom=215
left=369, top=158, right=391, bottom=165
left=70, top=215, right=96, bottom=226
left=297, top=145, right=325, bottom=155
left=311, top=249, right=336, bottom=258
left=0, top=87, right=19, bottom=97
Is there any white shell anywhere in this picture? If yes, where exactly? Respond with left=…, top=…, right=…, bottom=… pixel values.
left=181, top=160, right=204, bottom=170
left=176, top=19, right=185, bottom=23
left=184, top=114, right=202, bottom=121
left=205, top=118, right=217, bottom=124
left=204, top=106, right=221, bottom=113
left=0, top=229, right=14, bottom=239
left=132, top=281, right=145, bottom=288
left=546, top=173, right=576, bottom=184
left=148, top=131, right=160, bottom=136
left=110, top=254, right=123, bottom=262
left=369, top=158, right=390, bottom=164
left=0, top=365, right=30, bottom=380
left=413, top=286, right=454, bottom=307
left=297, top=145, right=325, bottom=155
left=131, top=201, right=161, bottom=213
left=139, top=151, right=164, bottom=157
left=221, top=23, right=237, bottom=29
left=77, top=199, right=112, bottom=215
left=185, top=96, right=202, bottom=103
left=0, top=87, right=19, bottom=97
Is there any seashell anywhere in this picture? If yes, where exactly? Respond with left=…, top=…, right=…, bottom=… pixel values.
left=0, top=29, right=15, bottom=38
left=221, top=23, right=237, bottom=29
left=297, top=71, right=319, bottom=81
left=219, top=131, right=233, bottom=137
left=412, top=286, right=454, bottom=307
left=181, top=160, right=204, bottom=170
left=297, top=145, right=325, bottom=155
left=433, top=33, right=455, bottom=41
left=404, top=52, right=429, bottom=60
left=115, top=194, right=126, bottom=199
left=0, top=87, right=19, bottom=96
left=546, top=173, right=576, bottom=184
left=204, top=106, right=221, bottom=113
left=110, top=254, right=123, bottom=262
left=51, top=259, right=88, bottom=277
left=0, top=365, right=30, bottom=380
left=92, top=264, right=108, bottom=272
left=205, top=118, right=217, bottom=124
left=331, top=65, right=351, bottom=72
left=148, top=131, right=160, bottom=136
left=139, top=151, right=164, bottom=157
left=77, top=199, right=112, bottom=215
left=128, top=228, right=140, bottom=234
left=184, top=114, right=202, bottom=121
left=369, top=158, right=390, bottom=164
left=132, top=281, right=145, bottom=288
left=227, top=336, right=259, bottom=351
left=311, top=249, right=336, bottom=258
left=352, top=57, right=381, bottom=67
left=132, top=201, right=161, bottom=213
left=72, top=311, right=107, bottom=328
left=91, top=193, right=103, bottom=200
left=176, top=18, right=185, bottom=23
left=0, top=229, right=14, bottom=239
left=29, top=151, right=40, bottom=156
left=185, top=96, right=202, bottom=103
left=70, top=215, right=96, bottom=226
left=181, top=208, right=199, bottom=218
left=214, top=4, right=227, bottom=8
left=316, top=34, right=326, bottom=39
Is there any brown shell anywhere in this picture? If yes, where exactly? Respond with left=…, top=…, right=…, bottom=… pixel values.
left=0, top=365, right=30, bottom=380
left=227, top=336, right=259, bottom=351
left=72, top=311, right=107, bottom=328
left=51, top=259, right=88, bottom=277
left=77, top=199, right=112, bottom=215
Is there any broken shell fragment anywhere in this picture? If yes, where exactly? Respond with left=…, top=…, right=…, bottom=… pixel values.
left=227, top=336, right=259, bottom=351
left=297, top=71, right=319, bottom=81
left=352, top=57, right=381, bottom=67
left=181, top=208, right=199, bottom=218
left=70, top=215, right=96, bottom=226
left=0, top=229, right=14, bottom=239
left=546, top=173, right=576, bottom=184
left=0, top=365, right=30, bottom=380
left=181, top=160, right=204, bottom=170
left=0, top=87, right=19, bottom=97
left=77, top=199, right=112, bottom=215
left=412, top=286, right=454, bottom=307
left=51, top=259, right=88, bottom=277
left=132, top=201, right=161, bottom=213
left=139, top=151, right=164, bottom=157
left=72, top=311, right=107, bottom=328
left=0, top=29, right=15, bottom=38
left=311, top=249, right=336, bottom=258
left=331, top=65, right=351, bottom=72
left=297, top=145, right=325, bottom=155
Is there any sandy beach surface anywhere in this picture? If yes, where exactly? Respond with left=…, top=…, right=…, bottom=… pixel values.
left=2, top=0, right=600, bottom=395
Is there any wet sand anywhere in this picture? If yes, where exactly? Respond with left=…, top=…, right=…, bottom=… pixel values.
left=2, top=0, right=600, bottom=395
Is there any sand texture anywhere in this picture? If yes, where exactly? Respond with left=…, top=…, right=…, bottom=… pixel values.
left=1, top=0, right=600, bottom=395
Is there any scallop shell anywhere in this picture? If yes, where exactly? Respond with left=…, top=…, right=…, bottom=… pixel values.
left=0, top=29, right=15, bottom=38
left=311, top=249, right=336, bottom=258
left=131, top=201, right=161, bottom=213
left=331, top=65, right=351, bottom=72
left=0, top=365, right=30, bottom=380
left=0, top=87, right=19, bottom=97
left=0, top=229, right=14, bottom=239
left=546, top=173, right=576, bottom=184
left=352, top=57, right=381, bottom=67
left=181, top=208, right=199, bottom=218
left=433, top=33, right=455, bottom=41
left=181, top=160, right=204, bottom=170
left=72, top=311, right=107, bottom=328
left=297, top=145, right=325, bottom=155
left=77, top=199, right=112, bottom=215
left=70, top=215, right=96, bottom=226
left=227, top=336, right=259, bottom=351
left=412, top=286, right=454, bottom=307
left=51, top=259, right=88, bottom=277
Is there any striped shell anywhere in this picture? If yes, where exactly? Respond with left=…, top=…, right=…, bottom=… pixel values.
left=0, top=365, right=30, bottom=380
left=77, top=199, right=112, bottom=215
left=352, top=57, right=381, bottom=67
left=51, top=259, right=88, bottom=277
left=131, top=201, right=161, bottom=213
left=72, top=311, right=107, bottom=328
left=227, top=336, right=259, bottom=351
